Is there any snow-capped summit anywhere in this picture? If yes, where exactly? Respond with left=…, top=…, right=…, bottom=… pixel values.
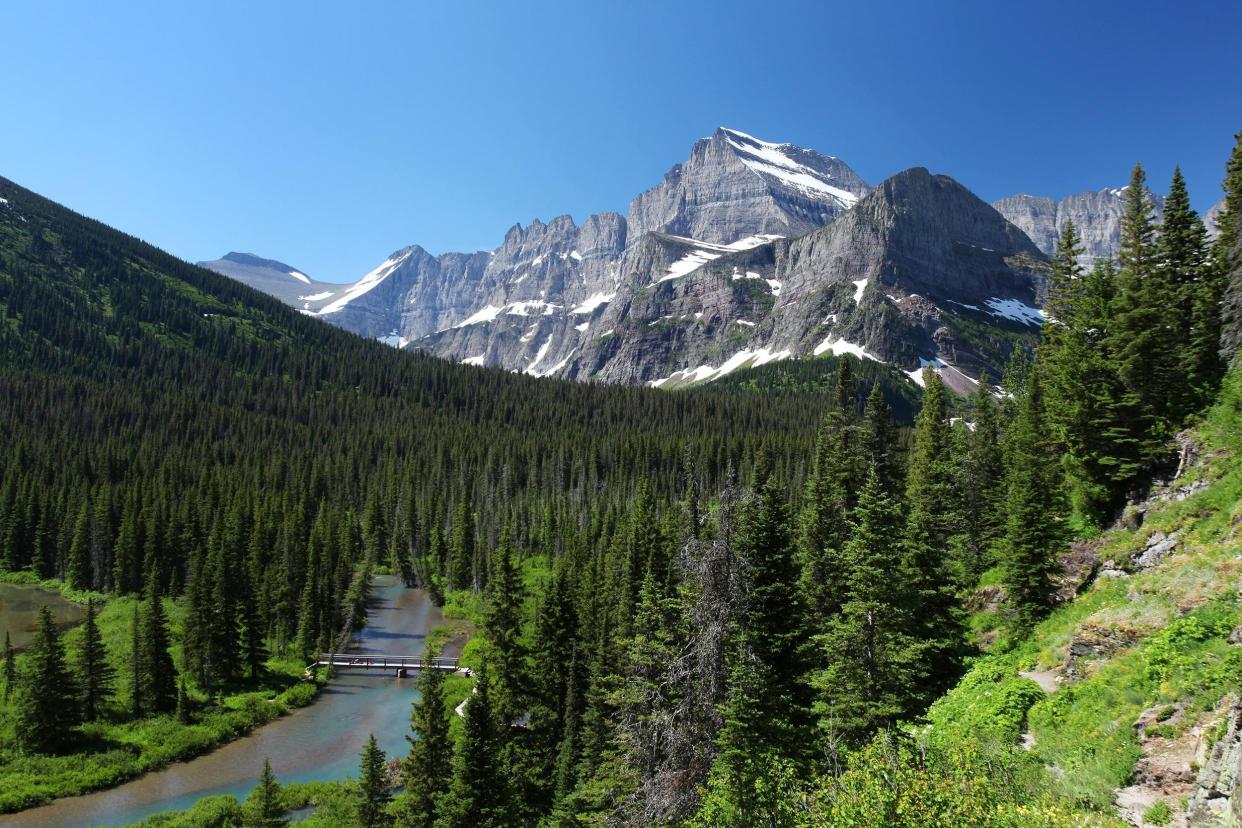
left=626, top=127, right=869, bottom=245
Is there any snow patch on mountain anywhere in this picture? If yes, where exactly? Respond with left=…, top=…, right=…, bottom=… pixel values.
left=985, top=298, right=1044, bottom=326
left=649, top=346, right=792, bottom=388
left=571, top=292, right=616, bottom=314
left=454, top=305, right=503, bottom=328
left=318, top=251, right=411, bottom=316
left=721, top=128, right=860, bottom=206
left=813, top=336, right=882, bottom=363
left=852, top=278, right=868, bottom=304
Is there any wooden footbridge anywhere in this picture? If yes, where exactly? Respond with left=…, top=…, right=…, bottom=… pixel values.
left=311, top=652, right=464, bottom=678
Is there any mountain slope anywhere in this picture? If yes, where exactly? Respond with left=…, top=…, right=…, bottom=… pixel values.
left=200, top=128, right=869, bottom=371
left=994, top=187, right=1167, bottom=266
left=930, top=370, right=1242, bottom=826
left=194, top=251, right=339, bottom=310
left=426, top=167, right=1047, bottom=393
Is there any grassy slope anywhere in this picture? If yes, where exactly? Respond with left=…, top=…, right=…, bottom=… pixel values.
left=927, top=367, right=1242, bottom=820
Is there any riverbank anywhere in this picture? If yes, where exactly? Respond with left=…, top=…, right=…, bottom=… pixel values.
left=0, top=573, right=324, bottom=815
left=1, top=578, right=448, bottom=827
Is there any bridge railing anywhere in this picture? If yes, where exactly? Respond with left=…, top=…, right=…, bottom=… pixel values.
left=314, top=653, right=460, bottom=670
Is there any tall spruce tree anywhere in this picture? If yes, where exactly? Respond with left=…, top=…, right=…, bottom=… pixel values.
left=736, top=469, right=814, bottom=761
left=13, top=605, right=81, bottom=750
left=129, top=603, right=143, bottom=718
left=814, top=467, right=927, bottom=745
left=1044, top=257, right=1146, bottom=523
left=1110, top=163, right=1172, bottom=437
left=448, top=497, right=475, bottom=592
left=483, top=529, right=527, bottom=724
left=141, top=571, right=178, bottom=713
left=357, top=734, right=393, bottom=828
left=67, top=501, right=93, bottom=591
left=1159, top=167, right=1214, bottom=416
left=902, top=370, right=966, bottom=696
left=1217, top=129, right=1242, bottom=361
left=399, top=646, right=453, bottom=828
left=441, top=668, right=509, bottom=827
left=245, top=758, right=289, bottom=828
left=1001, top=371, right=1065, bottom=627
left=3, top=631, right=15, bottom=703
left=797, top=363, right=863, bottom=627
left=76, top=597, right=115, bottom=721
left=956, top=373, right=1005, bottom=580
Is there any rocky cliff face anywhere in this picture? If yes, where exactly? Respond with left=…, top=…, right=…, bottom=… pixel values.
left=418, top=168, right=1047, bottom=392
left=993, top=188, right=1166, bottom=267
left=626, top=127, right=868, bottom=244
left=206, top=130, right=1048, bottom=392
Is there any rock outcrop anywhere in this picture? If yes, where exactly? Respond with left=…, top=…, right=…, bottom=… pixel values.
left=993, top=188, right=1166, bottom=267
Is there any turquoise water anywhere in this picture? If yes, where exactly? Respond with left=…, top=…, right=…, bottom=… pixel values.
left=2, top=577, right=441, bottom=827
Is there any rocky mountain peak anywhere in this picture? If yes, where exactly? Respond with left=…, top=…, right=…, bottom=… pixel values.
left=626, top=127, right=869, bottom=245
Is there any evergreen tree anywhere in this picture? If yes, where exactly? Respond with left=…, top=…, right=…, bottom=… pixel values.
left=76, top=597, right=115, bottom=721
left=3, top=631, right=15, bottom=703
left=177, top=675, right=192, bottom=724
left=245, top=758, right=289, bottom=828
left=483, top=530, right=526, bottom=724
left=399, top=646, right=453, bottom=828
left=441, top=669, right=508, bottom=827
left=1001, top=372, right=1066, bottom=627
left=861, top=382, right=900, bottom=496
left=357, top=734, right=393, bottom=828
left=814, top=468, right=927, bottom=745
left=130, top=603, right=143, bottom=718
left=902, top=370, right=966, bottom=696
left=736, top=470, right=814, bottom=761
left=13, top=605, right=81, bottom=750
left=448, top=497, right=475, bottom=592
left=67, top=501, right=93, bottom=591
left=1159, top=167, right=1214, bottom=416
left=1044, top=259, right=1146, bottom=523
left=1216, top=129, right=1242, bottom=362
left=1110, top=163, right=1172, bottom=436
left=797, top=364, right=864, bottom=626
left=954, top=374, right=1006, bottom=581
left=141, top=571, right=178, bottom=713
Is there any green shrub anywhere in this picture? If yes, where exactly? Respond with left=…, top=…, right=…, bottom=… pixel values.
left=1142, top=800, right=1172, bottom=825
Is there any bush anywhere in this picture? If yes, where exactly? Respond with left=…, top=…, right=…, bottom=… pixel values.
left=1142, top=800, right=1172, bottom=825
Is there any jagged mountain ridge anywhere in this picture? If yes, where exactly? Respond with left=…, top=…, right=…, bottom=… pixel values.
left=992, top=187, right=1170, bottom=266
left=204, top=129, right=1047, bottom=391
left=200, top=126, right=870, bottom=363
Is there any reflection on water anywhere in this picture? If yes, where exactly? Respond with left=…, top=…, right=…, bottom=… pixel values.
left=2, top=577, right=442, bottom=828
left=0, top=584, right=85, bottom=650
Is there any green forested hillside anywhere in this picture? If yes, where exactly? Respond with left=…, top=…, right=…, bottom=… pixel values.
left=2, top=125, right=1240, bottom=828
left=0, top=174, right=827, bottom=808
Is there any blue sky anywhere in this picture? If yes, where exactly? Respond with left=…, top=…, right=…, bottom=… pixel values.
left=3, top=1, right=1239, bottom=282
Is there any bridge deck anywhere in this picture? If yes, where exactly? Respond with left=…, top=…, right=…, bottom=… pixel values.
left=312, top=653, right=461, bottom=671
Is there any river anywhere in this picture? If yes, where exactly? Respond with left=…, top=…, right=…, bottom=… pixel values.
left=0, top=583, right=85, bottom=649
left=2, top=575, right=443, bottom=827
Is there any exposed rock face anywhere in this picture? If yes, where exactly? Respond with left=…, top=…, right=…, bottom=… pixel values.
left=993, top=188, right=1166, bottom=267
left=209, top=131, right=1050, bottom=391
left=196, top=252, right=337, bottom=309
left=626, top=127, right=868, bottom=244
left=1187, top=694, right=1242, bottom=827
left=503, top=167, right=1047, bottom=389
